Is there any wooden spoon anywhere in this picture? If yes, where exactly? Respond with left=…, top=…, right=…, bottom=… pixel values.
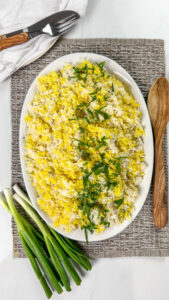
left=148, top=77, right=169, bottom=228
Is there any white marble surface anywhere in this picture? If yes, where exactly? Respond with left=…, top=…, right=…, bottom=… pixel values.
left=1, top=0, right=169, bottom=299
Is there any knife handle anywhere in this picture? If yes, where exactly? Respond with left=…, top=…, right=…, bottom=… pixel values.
left=0, top=32, right=29, bottom=51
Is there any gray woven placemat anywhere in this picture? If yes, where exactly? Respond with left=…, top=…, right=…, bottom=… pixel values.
left=11, top=38, right=169, bottom=258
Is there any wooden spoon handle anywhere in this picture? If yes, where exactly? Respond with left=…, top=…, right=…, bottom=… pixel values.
left=0, top=32, right=29, bottom=51
left=153, top=130, right=168, bottom=228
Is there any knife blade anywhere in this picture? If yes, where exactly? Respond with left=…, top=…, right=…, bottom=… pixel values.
left=0, top=10, right=79, bottom=51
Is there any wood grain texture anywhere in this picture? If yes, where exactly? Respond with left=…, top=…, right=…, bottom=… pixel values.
left=148, top=77, right=169, bottom=228
left=0, top=32, right=29, bottom=51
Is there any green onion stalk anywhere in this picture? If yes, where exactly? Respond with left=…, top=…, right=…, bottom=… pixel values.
left=0, top=185, right=92, bottom=299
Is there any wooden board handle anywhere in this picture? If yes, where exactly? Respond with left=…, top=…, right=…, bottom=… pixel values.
left=0, top=32, right=29, bottom=51
left=153, top=129, right=168, bottom=228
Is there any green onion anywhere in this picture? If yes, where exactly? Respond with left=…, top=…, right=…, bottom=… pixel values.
left=95, top=106, right=111, bottom=121
left=96, top=136, right=107, bottom=149
left=106, top=181, right=118, bottom=190
left=84, top=228, right=88, bottom=243
left=114, top=198, right=124, bottom=207
left=5, top=189, right=63, bottom=295
left=84, top=116, right=91, bottom=124
left=50, top=228, right=91, bottom=270
left=13, top=184, right=32, bottom=206
left=13, top=193, right=80, bottom=287
left=83, top=171, right=92, bottom=189
left=0, top=185, right=92, bottom=298
left=96, top=61, right=105, bottom=70
left=87, top=108, right=94, bottom=118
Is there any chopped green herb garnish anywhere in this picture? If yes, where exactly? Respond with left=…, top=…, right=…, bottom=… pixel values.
left=84, top=227, right=88, bottom=243
left=104, top=95, right=109, bottom=101
left=75, top=108, right=85, bottom=119
left=96, top=136, right=107, bottom=149
left=83, top=171, right=92, bottom=189
left=95, top=105, right=106, bottom=112
left=109, top=159, right=121, bottom=174
left=87, top=108, right=94, bottom=118
left=104, top=165, right=109, bottom=178
left=73, top=66, right=80, bottom=73
left=100, top=217, right=110, bottom=227
left=95, top=107, right=111, bottom=121
left=68, top=75, right=77, bottom=80
left=90, top=89, right=98, bottom=96
left=112, top=173, right=119, bottom=177
left=81, top=151, right=90, bottom=160
left=96, top=61, right=105, bottom=70
left=84, top=116, right=91, bottom=124
left=106, top=181, right=118, bottom=190
left=79, top=126, right=85, bottom=133
left=92, top=162, right=105, bottom=175
left=92, top=161, right=110, bottom=177
left=71, top=65, right=89, bottom=82
left=77, top=102, right=87, bottom=109
left=111, top=83, right=114, bottom=92
left=109, top=157, right=127, bottom=174
left=77, top=166, right=109, bottom=242
left=89, top=95, right=97, bottom=104
left=114, top=198, right=124, bottom=207
left=74, top=139, right=89, bottom=148
left=101, top=153, right=105, bottom=160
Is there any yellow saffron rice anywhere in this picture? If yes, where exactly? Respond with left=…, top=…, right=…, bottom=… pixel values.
left=24, top=60, right=145, bottom=235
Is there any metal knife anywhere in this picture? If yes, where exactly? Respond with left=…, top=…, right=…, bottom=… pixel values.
left=0, top=10, right=79, bottom=51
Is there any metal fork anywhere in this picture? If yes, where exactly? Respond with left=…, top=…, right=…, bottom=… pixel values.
left=29, top=11, right=80, bottom=38
left=0, top=11, right=80, bottom=51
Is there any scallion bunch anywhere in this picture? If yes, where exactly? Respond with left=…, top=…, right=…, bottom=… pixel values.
left=0, top=185, right=91, bottom=299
